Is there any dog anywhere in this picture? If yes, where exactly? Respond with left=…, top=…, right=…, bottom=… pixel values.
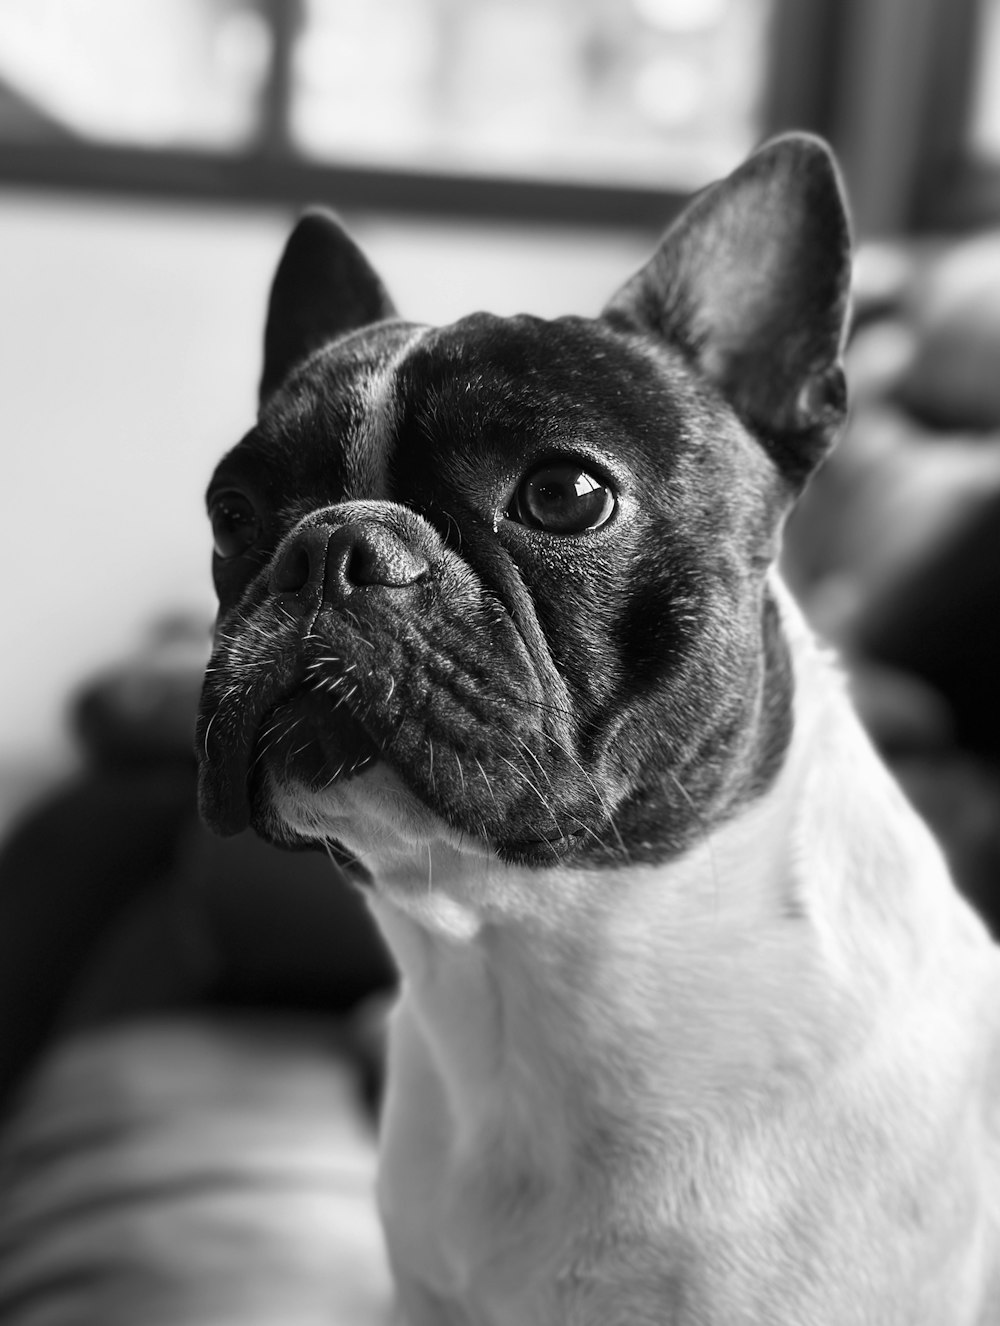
left=196, top=135, right=1000, bottom=1324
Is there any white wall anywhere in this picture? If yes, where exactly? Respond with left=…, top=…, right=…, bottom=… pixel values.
left=0, top=189, right=650, bottom=805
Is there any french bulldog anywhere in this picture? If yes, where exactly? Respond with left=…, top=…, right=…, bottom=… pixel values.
left=196, top=135, right=1000, bottom=1324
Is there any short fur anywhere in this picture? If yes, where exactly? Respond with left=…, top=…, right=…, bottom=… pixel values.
left=196, top=136, right=1000, bottom=1323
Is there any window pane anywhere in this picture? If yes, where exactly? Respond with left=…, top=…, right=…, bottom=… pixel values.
left=292, top=0, right=774, bottom=186
left=0, top=0, right=271, bottom=149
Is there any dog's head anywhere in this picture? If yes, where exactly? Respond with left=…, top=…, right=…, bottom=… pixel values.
left=196, top=135, right=850, bottom=876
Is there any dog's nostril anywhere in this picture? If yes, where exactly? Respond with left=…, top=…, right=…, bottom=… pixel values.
left=271, top=541, right=313, bottom=594
left=330, top=523, right=430, bottom=591
left=270, top=521, right=429, bottom=606
left=346, top=530, right=429, bottom=588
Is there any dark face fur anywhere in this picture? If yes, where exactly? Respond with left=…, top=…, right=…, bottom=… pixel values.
left=196, top=135, right=851, bottom=871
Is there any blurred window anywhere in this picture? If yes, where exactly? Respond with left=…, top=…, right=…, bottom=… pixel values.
left=8, top=0, right=987, bottom=236
left=290, top=0, right=771, bottom=187
left=0, top=0, right=774, bottom=213
left=0, top=0, right=271, bottom=148
left=900, top=0, right=1000, bottom=231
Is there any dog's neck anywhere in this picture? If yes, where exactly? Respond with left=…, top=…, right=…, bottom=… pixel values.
left=367, top=588, right=976, bottom=1156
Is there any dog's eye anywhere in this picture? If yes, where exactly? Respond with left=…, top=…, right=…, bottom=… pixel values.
left=209, top=491, right=260, bottom=559
left=510, top=462, right=615, bottom=535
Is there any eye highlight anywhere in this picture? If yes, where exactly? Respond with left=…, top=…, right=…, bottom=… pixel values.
left=509, top=461, right=616, bottom=535
left=209, top=490, right=260, bottom=559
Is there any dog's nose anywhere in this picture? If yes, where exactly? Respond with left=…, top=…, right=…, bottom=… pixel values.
left=271, top=521, right=430, bottom=603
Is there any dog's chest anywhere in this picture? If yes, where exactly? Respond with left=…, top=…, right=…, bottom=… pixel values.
left=377, top=994, right=580, bottom=1324
left=380, top=1086, right=675, bottom=1326
left=393, top=1157, right=573, bottom=1326
left=374, top=948, right=703, bottom=1326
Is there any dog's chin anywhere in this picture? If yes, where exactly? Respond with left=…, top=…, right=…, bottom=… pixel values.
left=256, top=760, right=461, bottom=864
left=253, top=758, right=589, bottom=883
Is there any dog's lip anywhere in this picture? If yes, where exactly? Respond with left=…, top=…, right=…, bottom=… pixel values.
left=198, top=663, right=383, bottom=837
left=503, top=825, right=587, bottom=856
left=197, top=651, right=303, bottom=836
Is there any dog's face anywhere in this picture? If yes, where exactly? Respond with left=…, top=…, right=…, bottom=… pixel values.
left=196, top=135, right=851, bottom=876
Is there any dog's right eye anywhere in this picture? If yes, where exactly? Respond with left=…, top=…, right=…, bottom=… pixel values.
left=209, top=491, right=260, bottom=559
left=508, top=461, right=616, bottom=535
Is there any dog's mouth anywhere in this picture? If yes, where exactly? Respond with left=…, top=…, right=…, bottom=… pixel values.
left=217, top=688, right=379, bottom=838
left=196, top=635, right=384, bottom=838
left=251, top=683, right=381, bottom=799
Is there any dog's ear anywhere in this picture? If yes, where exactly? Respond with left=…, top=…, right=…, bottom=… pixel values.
left=260, top=210, right=397, bottom=404
left=603, top=134, right=851, bottom=484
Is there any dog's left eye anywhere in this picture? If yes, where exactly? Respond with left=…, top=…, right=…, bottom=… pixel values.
left=209, top=490, right=260, bottom=559
left=509, top=462, right=615, bottom=535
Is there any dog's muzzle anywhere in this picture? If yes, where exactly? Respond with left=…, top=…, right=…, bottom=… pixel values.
left=197, top=512, right=434, bottom=838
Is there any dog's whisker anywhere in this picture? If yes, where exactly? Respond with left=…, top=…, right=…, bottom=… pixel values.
left=493, top=752, right=560, bottom=838
left=662, top=763, right=719, bottom=909
left=201, top=711, right=219, bottom=761
left=511, top=724, right=629, bottom=863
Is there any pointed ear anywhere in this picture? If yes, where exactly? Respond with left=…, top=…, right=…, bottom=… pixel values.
left=260, top=210, right=397, bottom=403
left=603, top=134, right=852, bottom=484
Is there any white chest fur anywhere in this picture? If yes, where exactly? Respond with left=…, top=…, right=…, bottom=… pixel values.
left=364, top=603, right=1000, bottom=1326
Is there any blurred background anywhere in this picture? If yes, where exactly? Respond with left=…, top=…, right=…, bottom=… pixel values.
left=2, top=2, right=1000, bottom=1315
